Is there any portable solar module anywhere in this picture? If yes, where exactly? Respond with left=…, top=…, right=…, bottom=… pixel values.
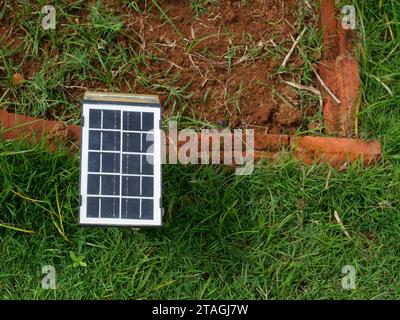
left=79, top=92, right=162, bottom=227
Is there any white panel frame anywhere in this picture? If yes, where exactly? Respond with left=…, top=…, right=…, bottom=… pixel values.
left=79, top=103, right=162, bottom=227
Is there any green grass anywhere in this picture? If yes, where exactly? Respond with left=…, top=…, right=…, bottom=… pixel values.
left=1, top=0, right=400, bottom=299
left=1, top=140, right=400, bottom=299
left=355, top=0, right=400, bottom=159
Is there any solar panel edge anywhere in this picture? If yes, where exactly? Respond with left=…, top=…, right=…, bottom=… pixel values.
left=83, top=100, right=160, bottom=108
left=78, top=105, right=85, bottom=225
left=84, top=91, right=160, bottom=104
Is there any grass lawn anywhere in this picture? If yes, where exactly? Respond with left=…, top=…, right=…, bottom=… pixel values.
left=1, top=0, right=400, bottom=299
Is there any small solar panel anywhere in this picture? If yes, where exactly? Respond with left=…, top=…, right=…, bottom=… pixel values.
left=79, top=92, right=162, bottom=227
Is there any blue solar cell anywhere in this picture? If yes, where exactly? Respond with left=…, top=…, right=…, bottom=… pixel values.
left=141, top=176, right=153, bottom=197
left=142, top=112, right=154, bottom=131
left=122, top=154, right=140, bottom=174
left=101, top=153, right=120, bottom=173
left=89, top=131, right=101, bottom=150
left=87, top=174, right=100, bottom=194
left=123, top=132, right=141, bottom=152
left=121, top=198, right=140, bottom=219
left=123, top=111, right=141, bottom=131
left=141, top=199, right=154, bottom=220
left=100, top=197, right=119, bottom=218
left=87, top=197, right=99, bottom=217
left=141, top=133, right=154, bottom=152
left=103, top=110, right=121, bottom=129
left=89, top=109, right=101, bottom=128
left=141, top=155, right=154, bottom=175
left=122, top=176, right=140, bottom=196
left=102, top=131, right=120, bottom=151
left=88, top=152, right=100, bottom=172
left=101, top=175, right=120, bottom=195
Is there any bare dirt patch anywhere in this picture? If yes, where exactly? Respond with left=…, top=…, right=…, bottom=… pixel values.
left=120, top=0, right=317, bottom=134
left=1, top=0, right=320, bottom=134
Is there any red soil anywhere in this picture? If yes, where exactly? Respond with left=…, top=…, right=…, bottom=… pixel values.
left=319, top=0, right=361, bottom=137
left=0, top=1, right=381, bottom=167
left=1, top=0, right=317, bottom=134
